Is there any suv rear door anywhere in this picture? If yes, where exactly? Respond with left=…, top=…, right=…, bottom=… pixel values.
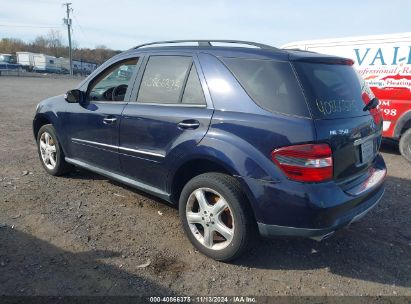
left=292, top=57, right=383, bottom=181
left=119, top=53, right=213, bottom=190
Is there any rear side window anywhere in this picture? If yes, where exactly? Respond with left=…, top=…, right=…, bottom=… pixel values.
left=293, top=62, right=368, bottom=118
left=137, top=56, right=205, bottom=105
left=221, top=58, right=310, bottom=117
left=182, top=64, right=206, bottom=104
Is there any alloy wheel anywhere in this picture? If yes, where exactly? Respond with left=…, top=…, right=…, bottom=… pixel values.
left=39, top=132, right=57, bottom=170
left=185, top=187, right=234, bottom=250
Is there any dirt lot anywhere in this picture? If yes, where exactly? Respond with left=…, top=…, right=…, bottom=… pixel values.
left=0, top=76, right=410, bottom=296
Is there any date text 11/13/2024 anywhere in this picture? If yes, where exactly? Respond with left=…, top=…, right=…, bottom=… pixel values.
left=148, top=296, right=257, bottom=303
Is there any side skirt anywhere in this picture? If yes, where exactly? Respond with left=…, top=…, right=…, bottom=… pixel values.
left=65, top=157, right=172, bottom=202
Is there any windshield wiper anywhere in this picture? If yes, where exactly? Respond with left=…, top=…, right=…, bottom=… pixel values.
left=363, top=97, right=379, bottom=112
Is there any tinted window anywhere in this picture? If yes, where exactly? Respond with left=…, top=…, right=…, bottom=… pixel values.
left=182, top=64, right=206, bottom=105
left=222, top=58, right=309, bottom=117
left=88, top=58, right=138, bottom=102
left=293, top=62, right=368, bottom=118
left=137, top=56, right=192, bottom=104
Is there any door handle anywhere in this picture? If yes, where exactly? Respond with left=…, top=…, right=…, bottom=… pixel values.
left=178, top=120, right=200, bottom=129
left=103, top=116, right=117, bottom=124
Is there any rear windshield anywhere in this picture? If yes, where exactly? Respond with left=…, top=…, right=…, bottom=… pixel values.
left=221, top=58, right=310, bottom=117
left=293, top=62, right=368, bottom=119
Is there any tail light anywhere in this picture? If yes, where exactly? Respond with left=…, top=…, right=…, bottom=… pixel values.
left=271, top=144, right=333, bottom=182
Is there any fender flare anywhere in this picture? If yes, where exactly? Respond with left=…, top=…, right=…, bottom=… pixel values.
left=166, top=136, right=279, bottom=184
left=165, top=149, right=266, bottom=218
left=33, top=111, right=68, bottom=156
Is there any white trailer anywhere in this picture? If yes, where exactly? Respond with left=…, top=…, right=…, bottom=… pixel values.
left=33, top=54, right=60, bottom=73
left=16, top=52, right=36, bottom=71
left=56, top=57, right=70, bottom=73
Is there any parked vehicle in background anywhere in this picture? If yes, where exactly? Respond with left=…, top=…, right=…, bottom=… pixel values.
left=59, top=57, right=98, bottom=75
left=16, top=52, right=98, bottom=75
left=282, top=32, right=411, bottom=162
left=0, top=53, right=22, bottom=74
left=32, top=54, right=60, bottom=73
left=16, top=51, right=36, bottom=71
left=56, top=57, right=70, bottom=74
left=33, top=40, right=386, bottom=261
left=0, top=53, right=18, bottom=64
left=72, top=59, right=97, bottom=75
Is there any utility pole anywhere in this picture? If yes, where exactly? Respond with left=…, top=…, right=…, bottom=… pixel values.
left=63, top=3, right=73, bottom=76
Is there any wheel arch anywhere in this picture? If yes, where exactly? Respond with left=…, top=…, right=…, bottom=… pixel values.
left=33, top=113, right=69, bottom=156
left=169, top=157, right=236, bottom=204
left=393, top=110, right=411, bottom=138
left=166, top=134, right=278, bottom=212
left=169, top=156, right=259, bottom=225
left=33, top=114, right=52, bottom=139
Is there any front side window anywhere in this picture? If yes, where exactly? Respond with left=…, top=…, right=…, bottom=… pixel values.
left=137, top=56, right=205, bottom=105
left=88, top=58, right=138, bottom=102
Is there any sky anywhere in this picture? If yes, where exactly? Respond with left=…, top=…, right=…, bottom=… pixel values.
left=0, top=0, right=410, bottom=51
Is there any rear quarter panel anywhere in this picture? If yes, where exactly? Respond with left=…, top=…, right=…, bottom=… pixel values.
left=205, top=111, right=316, bottom=180
left=196, top=51, right=317, bottom=181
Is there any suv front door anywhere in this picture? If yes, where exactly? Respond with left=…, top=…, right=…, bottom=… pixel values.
left=65, top=57, right=140, bottom=172
left=119, top=53, right=213, bottom=190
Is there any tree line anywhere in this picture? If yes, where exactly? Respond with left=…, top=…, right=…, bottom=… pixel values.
left=0, top=30, right=120, bottom=65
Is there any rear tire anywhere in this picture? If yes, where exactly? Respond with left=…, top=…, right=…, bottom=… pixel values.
left=399, top=128, right=411, bottom=163
left=37, top=124, right=72, bottom=176
left=179, top=173, right=255, bottom=261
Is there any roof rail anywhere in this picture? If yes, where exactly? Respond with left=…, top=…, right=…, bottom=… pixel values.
left=132, top=40, right=278, bottom=50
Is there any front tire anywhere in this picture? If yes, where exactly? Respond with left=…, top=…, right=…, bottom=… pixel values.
left=37, top=124, right=72, bottom=176
left=179, top=173, right=255, bottom=261
left=399, top=128, right=411, bottom=163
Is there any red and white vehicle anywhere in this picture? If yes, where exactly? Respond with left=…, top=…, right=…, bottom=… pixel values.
left=282, top=32, right=411, bottom=162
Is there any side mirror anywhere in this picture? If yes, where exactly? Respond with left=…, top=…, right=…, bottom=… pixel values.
left=65, top=89, right=85, bottom=103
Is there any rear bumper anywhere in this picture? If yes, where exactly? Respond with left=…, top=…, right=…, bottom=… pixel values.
left=257, top=186, right=384, bottom=240
left=238, top=154, right=386, bottom=239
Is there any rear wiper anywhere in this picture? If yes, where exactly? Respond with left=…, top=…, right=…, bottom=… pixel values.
left=363, top=97, right=379, bottom=112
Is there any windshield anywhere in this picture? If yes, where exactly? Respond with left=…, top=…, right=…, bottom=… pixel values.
left=0, top=55, right=16, bottom=64
left=293, top=62, right=370, bottom=119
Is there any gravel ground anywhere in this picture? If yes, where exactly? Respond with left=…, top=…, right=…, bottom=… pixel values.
left=0, top=76, right=410, bottom=296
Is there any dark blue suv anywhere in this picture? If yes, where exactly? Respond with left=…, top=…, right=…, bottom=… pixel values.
left=33, top=40, right=386, bottom=261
